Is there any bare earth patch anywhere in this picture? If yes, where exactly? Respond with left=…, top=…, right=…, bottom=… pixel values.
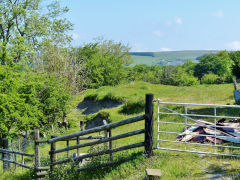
left=77, top=99, right=122, bottom=115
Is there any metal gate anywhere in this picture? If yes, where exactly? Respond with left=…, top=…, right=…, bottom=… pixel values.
left=155, top=99, right=240, bottom=157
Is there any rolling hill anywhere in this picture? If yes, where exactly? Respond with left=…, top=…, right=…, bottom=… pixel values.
left=130, top=50, right=218, bottom=66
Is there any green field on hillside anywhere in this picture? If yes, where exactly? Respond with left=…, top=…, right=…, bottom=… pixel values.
left=2, top=82, right=240, bottom=180
left=130, top=50, right=218, bottom=66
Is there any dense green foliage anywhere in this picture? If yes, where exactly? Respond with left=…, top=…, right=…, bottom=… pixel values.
left=130, top=50, right=218, bottom=66
left=201, top=73, right=219, bottom=84
left=75, top=39, right=132, bottom=88
left=0, top=65, right=70, bottom=138
left=126, top=50, right=240, bottom=85
left=0, top=0, right=72, bottom=65
left=126, top=63, right=199, bottom=86
left=194, top=51, right=233, bottom=82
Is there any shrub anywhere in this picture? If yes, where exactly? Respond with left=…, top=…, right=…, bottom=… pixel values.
left=120, top=99, right=145, bottom=114
left=76, top=39, right=132, bottom=88
left=201, top=73, right=219, bottom=84
left=160, top=66, right=199, bottom=86
left=0, top=65, right=70, bottom=139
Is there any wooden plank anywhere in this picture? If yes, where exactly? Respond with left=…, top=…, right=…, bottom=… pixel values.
left=11, top=140, right=16, bottom=169
left=66, top=140, right=69, bottom=158
left=80, top=121, right=84, bottom=131
left=0, top=158, right=34, bottom=169
left=60, top=135, right=104, bottom=141
left=35, top=166, right=50, bottom=170
left=36, top=171, right=48, bottom=177
left=50, top=135, right=57, bottom=179
left=76, top=136, right=80, bottom=157
left=48, top=115, right=145, bottom=143
left=0, top=148, right=34, bottom=157
left=51, top=129, right=145, bottom=154
left=34, top=128, right=40, bottom=180
left=3, top=138, right=9, bottom=170
left=21, top=154, right=24, bottom=170
left=52, top=142, right=144, bottom=165
left=108, top=129, right=113, bottom=162
left=35, top=140, right=48, bottom=143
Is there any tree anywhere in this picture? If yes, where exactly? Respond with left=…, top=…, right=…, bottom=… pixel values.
left=0, top=0, right=72, bottom=65
left=0, top=65, right=70, bottom=140
left=40, top=45, right=87, bottom=93
left=194, top=51, right=233, bottom=82
left=76, top=39, right=132, bottom=88
left=229, top=51, right=240, bottom=79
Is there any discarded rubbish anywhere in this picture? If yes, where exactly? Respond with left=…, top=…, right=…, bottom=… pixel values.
left=177, top=119, right=240, bottom=144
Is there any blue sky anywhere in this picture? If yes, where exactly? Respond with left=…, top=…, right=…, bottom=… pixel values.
left=60, top=0, right=240, bottom=52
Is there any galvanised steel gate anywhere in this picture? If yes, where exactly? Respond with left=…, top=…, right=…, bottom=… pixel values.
left=155, top=99, right=240, bottom=157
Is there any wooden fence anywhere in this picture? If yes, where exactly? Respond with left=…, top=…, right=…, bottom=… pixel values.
left=0, top=93, right=154, bottom=179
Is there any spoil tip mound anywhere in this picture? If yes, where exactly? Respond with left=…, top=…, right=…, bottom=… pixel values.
left=77, top=99, right=122, bottom=115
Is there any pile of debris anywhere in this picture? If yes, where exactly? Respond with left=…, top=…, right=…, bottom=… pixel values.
left=177, top=119, right=240, bottom=144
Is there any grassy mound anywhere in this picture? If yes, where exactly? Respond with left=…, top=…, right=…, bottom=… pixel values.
left=2, top=81, right=239, bottom=180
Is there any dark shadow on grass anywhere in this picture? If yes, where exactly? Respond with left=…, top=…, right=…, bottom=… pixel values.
left=77, top=99, right=122, bottom=115
left=77, top=152, right=144, bottom=180
left=198, top=163, right=240, bottom=179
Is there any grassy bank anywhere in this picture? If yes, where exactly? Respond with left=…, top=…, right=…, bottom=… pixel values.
left=1, top=81, right=239, bottom=180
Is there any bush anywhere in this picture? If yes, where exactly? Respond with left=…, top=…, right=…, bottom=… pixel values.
left=0, top=65, right=70, bottom=139
left=76, top=39, right=132, bottom=88
left=160, top=66, right=199, bottom=86
left=119, top=99, right=145, bottom=114
left=201, top=73, right=219, bottom=84
left=172, top=69, right=199, bottom=86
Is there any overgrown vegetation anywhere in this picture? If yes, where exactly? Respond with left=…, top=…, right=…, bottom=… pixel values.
left=126, top=50, right=240, bottom=86
left=0, top=64, right=70, bottom=141
left=2, top=0, right=240, bottom=179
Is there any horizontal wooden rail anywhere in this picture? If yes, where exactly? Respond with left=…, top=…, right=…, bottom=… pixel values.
left=51, top=129, right=145, bottom=154
left=69, top=135, right=104, bottom=140
left=35, top=166, right=50, bottom=170
left=0, top=148, right=34, bottom=157
left=77, top=156, right=136, bottom=172
left=52, top=142, right=144, bottom=165
left=48, top=115, right=145, bottom=143
left=0, top=158, right=34, bottom=169
left=36, top=171, right=48, bottom=176
left=35, top=139, right=48, bottom=143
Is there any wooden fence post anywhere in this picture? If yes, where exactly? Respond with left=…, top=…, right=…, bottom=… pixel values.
left=80, top=121, right=84, bottom=131
left=77, top=121, right=84, bottom=157
left=11, top=140, right=16, bottom=169
left=66, top=140, right=69, bottom=158
left=3, top=138, right=10, bottom=170
left=50, top=135, right=57, bottom=179
left=34, top=128, right=40, bottom=180
left=108, top=129, right=113, bottom=162
left=145, top=93, right=154, bottom=157
left=103, top=120, right=113, bottom=162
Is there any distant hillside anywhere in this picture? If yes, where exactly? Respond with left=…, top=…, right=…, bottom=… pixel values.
left=130, top=50, right=218, bottom=66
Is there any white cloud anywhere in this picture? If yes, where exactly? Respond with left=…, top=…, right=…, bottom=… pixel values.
left=175, top=17, right=182, bottom=24
left=153, top=30, right=163, bottom=37
left=71, top=33, right=80, bottom=40
left=212, top=10, right=224, bottom=18
left=226, top=41, right=240, bottom=50
left=159, top=47, right=172, bottom=52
